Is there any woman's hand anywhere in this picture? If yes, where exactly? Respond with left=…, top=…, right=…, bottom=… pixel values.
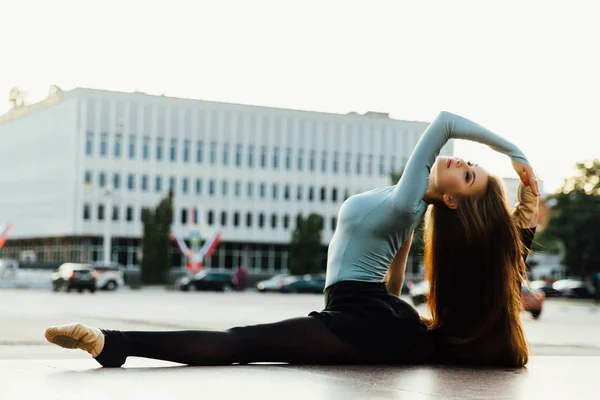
left=512, top=161, right=540, bottom=196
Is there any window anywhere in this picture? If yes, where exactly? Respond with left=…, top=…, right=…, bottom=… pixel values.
left=331, top=188, right=338, bottom=202
left=308, top=186, right=314, bottom=201
left=127, top=174, right=135, bottom=190
left=113, top=173, right=121, bottom=189
left=356, top=154, right=362, bottom=175
left=297, top=149, right=303, bottom=170
left=222, top=180, right=228, bottom=196
left=235, top=144, right=242, bottom=167
left=285, top=148, right=292, bottom=170
left=259, top=183, right=266, bottom=198
left=98, top=204, right=105, bottom=221
left=128, top=135, right=136, bottom=159
left=141, top=175, right=148, bottom=191
left=114, top=134, right=122, bottom=158
left=233, top=212, right=240, bottom=227
left=246, top=212, right=253, bottom=227
left=283, top=214, right=290, bottom=229
left=84, top=171, right=92, bottom=185
left=379, top=155, right=385, bottom=176
left=112, top=206, right=119, bottom=221
left=345, top=152, right=351, bottom=175
left=182, top=178, right=189, bottom=194
left=222, top=142, right=229, bottom=166
left=100, top=133, right=108, bottom=156
left=367, top=154, right=373, bottom=176
left=260, top=146, right=267, bottom=168
left=143, top=136, right=150, bottom=160
left=284, top=185, right=290, bottom=200
left=320, top=187, right=326, bottom=202
left=333, top=152, right=339, bottom=174
left=245, top=181, right=253, bottom=198
left=390, top=155, right=396, bottom=174
left=248, top=145, right=254, bottom=167
left=183, top=139, right=190, bottom=162
left=272, top=184, right=278, bottom=200
left=169, top=176, right=176, bottom=192
left=258, top=213, right=265, bottom=228
left=344, top=188, right=350, bottom=200
left=209, top=180, right=215, bottom=196
left=297, top=185, right=302, bottom=201
left=309, top=150, right=315, bottom=171
left=221, top=211, right=227, bottom=227
left=331, top=217, right=337, bottom=231
left=126, top=206, right=133, bottom=222
left=170, top=138, right=177, bottom=161
left=273, top=147, right=279, bottom=169
left=195, top=179, right=202, bottom=194
left=83, top=204, right=91, bottom=220
left=234, top=181, right=241, bottom=197
left=196, top=141, right=203, bottom=164
left=156, top=137, right=164, bottom=161
left=85, top=131, right=93, bottom=155
left=321, top=151, right=327, bottom=172
left=181, top=209, right=188, bottom=224
left=99, top=172, right=106, bottom=188
left=207, top=210, right=214, bottom=226
left=210, top=141, right=217, bottom=164
left=271, top=214, right=278, bottom=228
left=155, top=176, right=162, bottom=192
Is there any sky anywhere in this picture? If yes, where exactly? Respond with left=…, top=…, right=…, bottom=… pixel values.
left=1, top=0, right=598, bottom=194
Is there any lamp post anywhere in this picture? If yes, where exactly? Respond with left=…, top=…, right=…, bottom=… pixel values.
left=103, top=188, right=113, bottom=264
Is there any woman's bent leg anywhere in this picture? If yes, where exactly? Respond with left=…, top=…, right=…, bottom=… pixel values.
left=96, top=316, right=386, bottom=367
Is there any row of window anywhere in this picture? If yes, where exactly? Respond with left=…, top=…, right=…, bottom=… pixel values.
left=82, top=204, right=338, bottom=231
left=85, top=132, right=406, bottom=176
left=85, top=171, right=356, bottom=202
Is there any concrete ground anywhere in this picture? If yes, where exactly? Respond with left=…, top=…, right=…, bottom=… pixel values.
left=1, top=288, right=599, bottom=399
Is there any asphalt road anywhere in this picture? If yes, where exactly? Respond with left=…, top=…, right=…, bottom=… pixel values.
left=2, top=288, right=600, bottom=359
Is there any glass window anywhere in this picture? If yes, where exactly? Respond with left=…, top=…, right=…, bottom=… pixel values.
left=209, top=180, right=215, bottom=195
left=260, top=146, right=267, bottom=168
left=99, top=172, right=106, bottom=188
left=390, top=155, right=396, bottom=174
left=85, top=131, right=93, bottom=155
left=379, top=154, right=385, bottom=176
left=195, top=179, right=202, bottom=194
left=333, top=152, right=339, bottom=174
left=235, top=144, right=242, bottom=167
left=283, top=214, right=290, bottom=229
left=196, top=141, right=203, bottom=164
left=128, top=135, right=136, bottom=159
left=331, top=188, right=338, bottom=202
left=367, top=154, right=373, bottom=176
left=98, top=204, right=105, bottom=221
left=222, top=142, right=229, bottom=166
left=308, top=186, right=314, bottom=201
left=207, top=210, right=214, bottom=226
left=127, top=174, right=135, bottom=190
left=331, top=217, right=337, bottom=231
left=169, top=176, right=176, bottom=192
left=247, top=182, right=253, bottom=198
left=84, top=171, right=92, bottom=185
left=221, top=211, right=227, bottom=227
left=321, top=151, right=327, bottom=172
left=155, top=176, right=162, bottom=192
left=143, top=136, right=150, bottom=160
left=246, top=212, right=253, bottom=227
left=272, top=184, right=278, bottom=200
left=114, top=134, right=122, bottom=158
left=309, top=150, right=315, bottom=171
left=259, top=183, right=266, bottom=198
left=183, top=139, right=190, bottom=162
left=234, top=181, right=241, bottom=197
left=320, top=187, right=326, bottom=202
left=222, top=180, right=228, bottom=196
left=273, top=147, right=279, bottom=169
left=345, top=152, right=351, bottom=175
left=271, top=214, right=277, bottom=229
left=297, top=149, right=303, bottom=170
left=356, top=154, right=362, bottom=175
left=141, top=175, right=148, bottom=191
left=284, top=185, right=290, bottom=200
left=156, top=137, right=164, bottom=161
left=112, top=206, right=119, bottom=221
left=258, top=213, right=265, bottom=228
left=344, top=188, right=350, bottom=200
left=170, top=138, right=177, bottom=161
left=210, top=141, right=217, bottom=164
left=248, top=145, right=254, bottom=167
left=126, top=206, right=133, bottom=222
left=181, top=209, right=188, bottom=225
left=182, top=178, right=189, bottom=194
left=285, top=147, right=292, bottom=170
left=297, top=185, right=302, bottom=201
left=83, top=204, right=91, bottom=220
left=233, top=212, right=240, bottom=227
left=99, top=132, right=108, bottom=157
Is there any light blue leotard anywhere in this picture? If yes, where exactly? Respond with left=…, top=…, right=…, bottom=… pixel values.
left=325, top=111, right=530, bottom=288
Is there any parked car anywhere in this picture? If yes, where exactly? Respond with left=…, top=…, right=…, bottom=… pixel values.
left=277, top=275, right=326, bottom=294
left=521, top=285, right=545, bottom=319
left=52, top=263, right=97, bottom=293
left=178, top=270, right=234, bottom=292
left=530, top=280, right=562, bottom=298
left=91, top=263, right=125, bottom=291
left=256, top=274, right=291, bottom=293
left=551, top=279, right=594, bottom=299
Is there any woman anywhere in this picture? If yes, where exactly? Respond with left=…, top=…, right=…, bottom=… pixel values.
left=45, top=111, right=539, bottom=368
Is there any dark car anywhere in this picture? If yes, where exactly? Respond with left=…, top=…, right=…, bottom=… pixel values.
left=178, top=270, right=234, bottom=292
left=552, top=279, right=594, bottom=299
left=52, top=263, right=97, bottom=293
left=278, top=275, right=326, bottom=294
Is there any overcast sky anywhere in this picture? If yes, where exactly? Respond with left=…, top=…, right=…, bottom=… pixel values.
left=1, top=0, right=598, bottom=193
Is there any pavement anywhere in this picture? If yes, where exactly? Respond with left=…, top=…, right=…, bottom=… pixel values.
left=1, top=288, right=599, bottom=399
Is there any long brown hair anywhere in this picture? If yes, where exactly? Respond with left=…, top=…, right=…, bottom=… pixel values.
left=423, top=175, right=529, bottom=367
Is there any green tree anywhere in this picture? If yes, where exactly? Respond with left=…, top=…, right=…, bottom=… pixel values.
left=544, top=160, right=600, bottom=278
left=289, top=213, right=325, bottom=275
left=391, top=169, right=424, bottom=276
left=141, top=190, right=174, bottom=284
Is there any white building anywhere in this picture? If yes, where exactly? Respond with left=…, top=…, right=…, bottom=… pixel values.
left=0, top=87, right=452, bottom=273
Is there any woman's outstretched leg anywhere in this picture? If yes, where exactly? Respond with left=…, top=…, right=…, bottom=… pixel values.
left=45, top=317, right=386, bottom=368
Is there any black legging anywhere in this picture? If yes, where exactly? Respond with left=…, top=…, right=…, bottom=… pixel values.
left=96, top=316, right=392, bottom=368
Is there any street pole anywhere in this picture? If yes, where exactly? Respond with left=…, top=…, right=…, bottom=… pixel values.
left=103, top=188, right=112, bottom=264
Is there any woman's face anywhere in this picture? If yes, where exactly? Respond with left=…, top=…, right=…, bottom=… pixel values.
left=431, top=157, right=489, bottom=208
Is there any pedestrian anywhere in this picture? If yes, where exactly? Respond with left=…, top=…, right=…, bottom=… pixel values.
left=45, top=111, right=539, bottom=368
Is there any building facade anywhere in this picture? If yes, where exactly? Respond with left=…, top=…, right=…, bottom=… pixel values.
left=0, top=88, right=453, bottom=273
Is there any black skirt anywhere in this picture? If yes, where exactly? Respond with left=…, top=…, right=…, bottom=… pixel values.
left=309, top=280, right=435, bottom=364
